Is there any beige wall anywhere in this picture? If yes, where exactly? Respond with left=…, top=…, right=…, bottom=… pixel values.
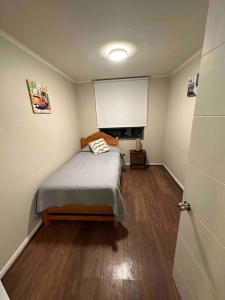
left=75, top=78, right=169, bottom=164
left=147, top=78, right=169, bottom=163
left=0, top=35, right=80, bottom=273
left=75, top=82, right=98, bottom=137
left=163, top=56, right=201, bottom=186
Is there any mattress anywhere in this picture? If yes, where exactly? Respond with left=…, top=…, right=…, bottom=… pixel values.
left=36, top=146, right=127, bottom=221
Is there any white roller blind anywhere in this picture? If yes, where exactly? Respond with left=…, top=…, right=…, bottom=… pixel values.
left=94, top=77, right=149, bottom=128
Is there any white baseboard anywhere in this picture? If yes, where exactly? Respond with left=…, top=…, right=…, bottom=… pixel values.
left=0, top=281, right=9, bottom=300
left=0, top=220, right=42, bottom=279
left=163, top=164, right=184, bottom=190
left=125, top=162, right=163, bottom=166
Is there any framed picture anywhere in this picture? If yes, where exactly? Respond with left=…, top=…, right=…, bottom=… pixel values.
left=187, top=73, right=199, bottom=97
left=26, top=79, right=51, bottom=113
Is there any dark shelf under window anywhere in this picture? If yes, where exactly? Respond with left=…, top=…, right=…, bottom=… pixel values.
left=100, top=127, right=144, bottom=140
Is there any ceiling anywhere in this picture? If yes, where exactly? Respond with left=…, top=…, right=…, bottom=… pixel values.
left=0, top=0, right=208, bottom=81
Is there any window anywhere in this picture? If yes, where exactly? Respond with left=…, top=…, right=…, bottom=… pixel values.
left=100, top=127, right=144, bottom=140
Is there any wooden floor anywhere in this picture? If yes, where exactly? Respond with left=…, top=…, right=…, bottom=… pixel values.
left=3, top=166, right=182, bottom=300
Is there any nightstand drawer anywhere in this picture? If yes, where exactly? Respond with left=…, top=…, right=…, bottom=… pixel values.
left=131, top=156, right=145, bottom=164
left=131, top=152, right=145, bottom=158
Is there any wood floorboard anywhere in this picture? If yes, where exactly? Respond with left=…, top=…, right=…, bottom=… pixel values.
left=3, top=166, right=182, bottom=300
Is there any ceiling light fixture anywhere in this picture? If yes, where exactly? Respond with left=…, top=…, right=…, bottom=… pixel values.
left=108, top=48, right=128, bottom=61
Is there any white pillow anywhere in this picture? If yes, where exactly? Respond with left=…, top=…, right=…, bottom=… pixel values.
left=89, top=138, right=110, bottom=155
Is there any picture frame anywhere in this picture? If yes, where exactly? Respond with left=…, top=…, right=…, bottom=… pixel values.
left=187, top=73, right=199, bottom=97
left=26, top=79, right=51, bottom=114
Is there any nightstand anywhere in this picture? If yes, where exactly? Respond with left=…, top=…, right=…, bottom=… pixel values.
left=130, top=149, right=146, bottom=169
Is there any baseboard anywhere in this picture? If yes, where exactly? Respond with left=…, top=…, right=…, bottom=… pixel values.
left=0, top=220, right=42, bottom=279
left=0, top=281, right=9, bottom=300
left=125, top=162, right=163, bottom=166
left=163, top=164, right=184, bottom=190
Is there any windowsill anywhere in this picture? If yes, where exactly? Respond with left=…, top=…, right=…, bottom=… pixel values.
left=118, top=138, right=144, bottom=140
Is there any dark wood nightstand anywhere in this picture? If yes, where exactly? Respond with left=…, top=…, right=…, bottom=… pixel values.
left=130, top=149, right=146, bottom=169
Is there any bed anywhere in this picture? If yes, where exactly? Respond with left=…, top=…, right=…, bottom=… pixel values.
left=37, top=132, right=127, bottom=227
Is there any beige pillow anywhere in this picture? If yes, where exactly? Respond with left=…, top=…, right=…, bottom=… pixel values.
left=89, top=138, right=110, bottom=155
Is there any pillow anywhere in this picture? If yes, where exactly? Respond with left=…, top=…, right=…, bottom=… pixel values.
left=89, top=138, right=110, bottom=155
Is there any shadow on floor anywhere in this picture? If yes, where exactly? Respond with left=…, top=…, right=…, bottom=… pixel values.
left=33, top=221, right=129, bottom=251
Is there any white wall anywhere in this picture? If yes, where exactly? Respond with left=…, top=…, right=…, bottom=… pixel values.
left=75, top=78, right=169, bottom=164
left=147, top=78, right=169, bottom=163
left=75, top=82, right=98, bottom=137
left=163, top=56, right=201, bottom=186
left=0, top=34, right=80, bottom=273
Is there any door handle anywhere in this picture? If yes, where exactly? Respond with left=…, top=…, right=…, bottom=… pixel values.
left=177, top=201, right=191, bottom=211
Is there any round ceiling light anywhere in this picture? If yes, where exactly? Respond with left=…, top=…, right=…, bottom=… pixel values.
left=108, top=48, right=128, bottom=61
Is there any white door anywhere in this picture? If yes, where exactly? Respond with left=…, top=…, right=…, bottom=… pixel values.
left=173, top=0, right=225, bottom=299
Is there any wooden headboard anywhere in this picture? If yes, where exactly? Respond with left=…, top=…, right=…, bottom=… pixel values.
left=80, top=132, right=119, bottom=148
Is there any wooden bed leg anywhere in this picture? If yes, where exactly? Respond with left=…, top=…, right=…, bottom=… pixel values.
left=41, top=210, right=51, bottom=226
left=113, top=220, right=119, bottom=228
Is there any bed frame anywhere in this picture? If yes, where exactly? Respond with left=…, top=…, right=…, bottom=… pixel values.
left=41, top=132, right=120, bottom=228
